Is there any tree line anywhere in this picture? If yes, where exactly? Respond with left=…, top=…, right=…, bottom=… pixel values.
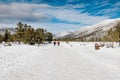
left=0, top=22, right=53, bottom=45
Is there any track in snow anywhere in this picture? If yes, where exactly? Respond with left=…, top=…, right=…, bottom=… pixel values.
left=0, top=42, right=120, bottom=80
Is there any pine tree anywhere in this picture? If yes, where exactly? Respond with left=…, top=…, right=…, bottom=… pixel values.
left=24, top=27, right=35, bottom=44
left=15, top=22, right=24, bottom=44
left=35, top=28, right=45, bottom=44
left=115, top=22, right=120, bottom=46
left=3, top=29, right=10, bottom=43
left=102, top=28, right=119, bottom=42
left=11, top=22, right=53, bottom=45
left=0, top=34, right=3, bottom=43
left=45, top=32, right=53, bottom=43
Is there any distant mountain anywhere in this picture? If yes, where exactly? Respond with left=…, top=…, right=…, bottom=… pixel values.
left=54, top=31, right=72, bottom=39
left=55, top=18, right=120, bottom=39
left=0, top=27, right=16, bottom=35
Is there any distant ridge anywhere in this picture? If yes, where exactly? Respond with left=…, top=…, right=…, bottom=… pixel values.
left=54, top=18, right=120, bottom=39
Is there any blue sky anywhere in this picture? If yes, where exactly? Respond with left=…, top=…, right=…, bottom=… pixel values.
left=0, top=0, right=120, bottom=33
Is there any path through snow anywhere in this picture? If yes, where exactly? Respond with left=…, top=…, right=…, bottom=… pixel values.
left=0, top=42, right=120, bottom=80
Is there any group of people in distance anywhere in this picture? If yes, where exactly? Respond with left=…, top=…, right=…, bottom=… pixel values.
left=53, top=41, right=60, bottom=46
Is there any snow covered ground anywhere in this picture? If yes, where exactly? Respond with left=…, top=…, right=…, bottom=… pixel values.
left=0, top=42, right=120, bottom=80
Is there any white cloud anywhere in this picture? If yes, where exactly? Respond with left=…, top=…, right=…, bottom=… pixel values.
left=29, top=22, right=83, bottom=33
left=47, top=8, right=108, bottom=25
left=93, top=0, right=110, bottom=5
left=61, top=4, right=85, bottom=9
left=0, top=3, right=109, bottom=24
left=0, top=3, right=110, bottom=33
left=0, top=3, right=52, bottom=22
left=96, top=1, right=120, bottom=16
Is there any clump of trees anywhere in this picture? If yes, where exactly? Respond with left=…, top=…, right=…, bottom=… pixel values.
left=102, top=28, right=119, bottom=42
left=0, top=22, right=53, bottom=45
left=102, top=22, right=120, bottom=42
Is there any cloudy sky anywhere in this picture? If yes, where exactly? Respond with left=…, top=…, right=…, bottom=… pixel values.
left=0, top=0, right=120, bottom=33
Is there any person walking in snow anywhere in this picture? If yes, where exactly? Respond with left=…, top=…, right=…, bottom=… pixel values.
left=54, top=41, right=56, bottom=46
left=57, top=41, right=60, bottom=46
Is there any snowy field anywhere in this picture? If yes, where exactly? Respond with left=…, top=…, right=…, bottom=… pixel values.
left=0, top=42, right=120, bottom=80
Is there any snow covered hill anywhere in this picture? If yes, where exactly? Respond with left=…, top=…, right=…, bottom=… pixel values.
left=0, top=42, right=120, bottom=80
left=55, top=18, right=120, bottom=39
left=54, top=31, right=72, bottom=39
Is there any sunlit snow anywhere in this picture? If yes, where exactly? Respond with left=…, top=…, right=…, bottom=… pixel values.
left=0, top=42, right=120, bottom=80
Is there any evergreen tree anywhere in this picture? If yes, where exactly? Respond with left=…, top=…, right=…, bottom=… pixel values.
left=115, top=22, right=120, bottom=46
left=102, top=28, right=119, bottom=42
left=8, top=22, right=53, bottom=45
left=0, top=34, right=3, bottom=43
left=15, top=22, right=24, bottom=44
left=24, top=27, right=35, bottom=44
left=3, top=29, right=10, bottom=43
left=45, top=32, right=53, bottom=43
left=35, top=28, right=45, bottom=44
